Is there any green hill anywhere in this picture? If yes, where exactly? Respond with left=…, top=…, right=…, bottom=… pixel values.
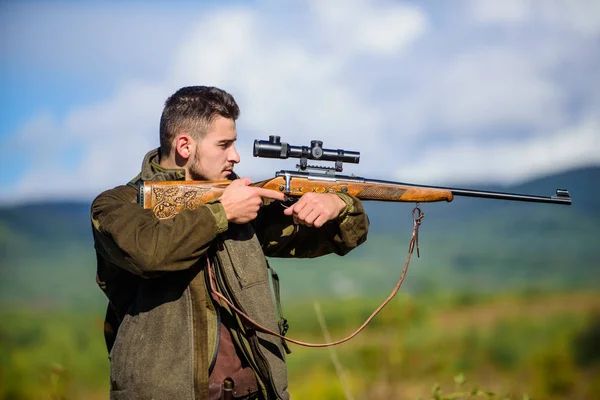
left=0, top=166, right=598, bottom=307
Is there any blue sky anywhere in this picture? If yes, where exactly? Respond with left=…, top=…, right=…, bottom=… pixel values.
left=1, top=0, right=599, bottom=203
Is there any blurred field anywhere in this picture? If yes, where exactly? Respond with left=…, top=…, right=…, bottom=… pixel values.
left=1, top=167, right=598, bottom=399
left=2, top=290, right=599, bottom=400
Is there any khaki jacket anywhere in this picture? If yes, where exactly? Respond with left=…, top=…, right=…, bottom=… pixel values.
left=91, top=149, right=369, bottom=399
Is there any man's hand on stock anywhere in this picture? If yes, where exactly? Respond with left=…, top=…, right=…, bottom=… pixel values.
left=219, top=178, right=285, bottom=224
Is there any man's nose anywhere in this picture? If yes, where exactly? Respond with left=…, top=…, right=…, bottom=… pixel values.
left=229, top=146, right=240, bottom=164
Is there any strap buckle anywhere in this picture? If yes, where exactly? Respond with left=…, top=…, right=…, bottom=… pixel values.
left=279, top=319, right=289, bottom=336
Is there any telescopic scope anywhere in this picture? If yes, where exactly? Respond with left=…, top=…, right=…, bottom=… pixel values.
left=253, top=135, right=360, bottom=164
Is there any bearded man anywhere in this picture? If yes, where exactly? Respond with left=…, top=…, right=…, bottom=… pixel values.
left=91, top=86, right=369, bottom=399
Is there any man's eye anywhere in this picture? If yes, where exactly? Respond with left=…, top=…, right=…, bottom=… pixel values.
left=220, top=143, right=229, bottom=148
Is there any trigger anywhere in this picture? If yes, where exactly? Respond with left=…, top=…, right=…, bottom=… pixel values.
left=280, top=196, right=298, bottom=209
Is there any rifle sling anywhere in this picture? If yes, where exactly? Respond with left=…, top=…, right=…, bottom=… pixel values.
left=207, top=205, right=425, bottom=348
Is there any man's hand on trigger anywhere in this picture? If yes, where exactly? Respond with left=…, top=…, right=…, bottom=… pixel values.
left=283, top=193, right=346, bottom=228
left=219, top=178, right=285, bottom=224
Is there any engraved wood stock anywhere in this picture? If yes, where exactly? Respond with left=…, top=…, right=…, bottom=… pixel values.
left=258, top=177, right=454, bottom=203
left=142, top=178, right=453, bottom=219
left=141, top=180, right=232, bottom=219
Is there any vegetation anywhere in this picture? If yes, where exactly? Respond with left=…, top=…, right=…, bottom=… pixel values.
left=284, top=291, right=600, bottom=399
left=1, top=291, right=599, bottom=399
left=1, top=166, right=599, bottom=399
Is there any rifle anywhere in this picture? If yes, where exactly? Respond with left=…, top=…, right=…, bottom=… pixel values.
left=139, top=135, right=571, bottom=218
left=137, top=136, right=572, bottom=347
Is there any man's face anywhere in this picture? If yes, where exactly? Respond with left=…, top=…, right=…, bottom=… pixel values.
left=188, top=116, right=240, bottom=181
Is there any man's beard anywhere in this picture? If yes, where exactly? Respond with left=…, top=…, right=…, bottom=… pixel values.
left=189, top=152, right=234, bottom=180
left=188, top=151, right=208, bottom=180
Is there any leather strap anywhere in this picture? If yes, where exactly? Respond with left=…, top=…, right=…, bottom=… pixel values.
left=207, top=206, right=425, bottom=348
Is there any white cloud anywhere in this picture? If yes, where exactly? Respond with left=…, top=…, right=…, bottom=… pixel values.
left=471, top=0, right=600, bottom=36
left=430, top=48, right=564, bottom=133
left=309, top=0, right=428, bottom=55
left=1, top=0, right=599, bottom=203
left=1, top=0, right=427, bottom=202
left=397, top=118, right=600, bottom=185
left=166, top=0, right=429, bottom=169
left=470, top=0, right=531, bottom=23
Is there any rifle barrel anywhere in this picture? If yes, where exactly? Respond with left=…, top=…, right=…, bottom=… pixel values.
left=449, top=187, right=571, bottom=205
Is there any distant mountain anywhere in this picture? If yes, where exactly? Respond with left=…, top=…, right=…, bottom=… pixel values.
left=0, top=201, right=92, bottom=243
left=0, top=165, right=598, bottom=306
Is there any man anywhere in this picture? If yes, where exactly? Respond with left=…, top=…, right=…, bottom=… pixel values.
left=91, top=86, right=369, bottom=400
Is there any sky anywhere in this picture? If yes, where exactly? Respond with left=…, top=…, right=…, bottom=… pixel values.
left=1, top=0, right=599, bottom=204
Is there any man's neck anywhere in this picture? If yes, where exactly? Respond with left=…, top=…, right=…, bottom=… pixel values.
left=158, top=154, right=189, bottom=179
left=159, top=157, right=177, bottom=170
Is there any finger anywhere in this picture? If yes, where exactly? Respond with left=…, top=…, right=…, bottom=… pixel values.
left=290, top=197, right=308, bottom=214
left=253, top=187, right=286, bottom=201
left=242, top=211, right=259, bottom=224
left=302, top=210, right=320, bottom=226
left=312, top=214, right=330, bottom=228
left=251, top=196, right=263, bottom=208
left=283, top=205, right=295, bottom=215
left=297, top=202, right=317, bottom=221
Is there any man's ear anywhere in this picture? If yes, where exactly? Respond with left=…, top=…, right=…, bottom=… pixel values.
left=175, top=134, right=194, bottom=160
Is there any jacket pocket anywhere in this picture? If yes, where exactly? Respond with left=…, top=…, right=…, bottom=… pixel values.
left=109, top=282, right=197, bottom=398
left=220, top=226, right=269, bottom=289
left=231, top=258, right=269, bottom=289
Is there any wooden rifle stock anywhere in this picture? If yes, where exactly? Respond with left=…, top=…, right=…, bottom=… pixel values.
left=140, top=177, right=453, bottom=219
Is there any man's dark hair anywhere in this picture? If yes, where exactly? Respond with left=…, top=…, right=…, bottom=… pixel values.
left=159, top=86, right=240, bottom=157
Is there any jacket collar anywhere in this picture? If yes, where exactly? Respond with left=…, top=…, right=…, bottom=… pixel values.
left=140, top=148, right=186, bottom=182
